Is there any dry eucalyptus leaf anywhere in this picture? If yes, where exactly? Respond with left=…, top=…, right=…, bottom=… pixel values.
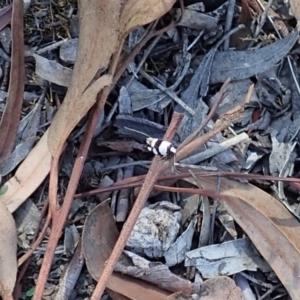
left=0, top=0, right=25, bottom=168
left=185, top=238, right=270, bottom=277
left=0, top=200, right=17, bottom=299
left=33, top=54, right=72, bottom=87
left=210, top=30, right=298, bottom=84
left=48, top=0, right=178, bottom=157
left=120, top=0, right=176, bottom=40
left=48, top=74, right=112, bottom=156
left=72, top=0, right=120, bottom=93
left=187, top=175, right=300, bottom=300
left=48, top=0, right=121, bottom=157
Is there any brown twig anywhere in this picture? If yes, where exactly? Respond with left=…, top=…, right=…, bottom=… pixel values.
left=75, top=170, right=300, bottom=199
left=34, top=101, right=110, bottom=297
left=154, top=184, right=234, bottom=203
left=33, top=39, right=124, bottom=300
left=91, top=112, right=183, bottom=299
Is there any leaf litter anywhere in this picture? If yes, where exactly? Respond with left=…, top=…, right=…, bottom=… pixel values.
left=1, top=0, right=300, bottom=299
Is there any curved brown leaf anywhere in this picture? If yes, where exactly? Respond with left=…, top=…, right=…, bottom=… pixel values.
left=82, top=200, right=170, bottom=300
left=189, top=175, right=300, bottom=300
left=120, top=0, right=176, bottom=40
left=48, top=74, right=112, bottom=156
left=0, top=200, right=17, bottom=299
left=0, top=0, right=24, bottom=168
left=48, top=0, right=121, bottom=157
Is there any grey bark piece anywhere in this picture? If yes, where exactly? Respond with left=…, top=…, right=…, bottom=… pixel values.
left=164, top=217, right=196, bottom=267
left=1, top=137, right=38, bottom=176
left=96, top=175, right=114, bottom=202
left=15, top=199, right=40, bottom=236
left=179, top=49, right=216, bottom=114
left=33, top=54, right=72, bottom=87
left=126, top=201, right=182, bottom=258
left=243, top=151, right=264, bottom=170
left=210, top=30, right=299, bottom=84
left=118, top=86, right=132, bottom=116
left=178, top=9, right=218, bottom=31
left=59, top=38, right=78, bottom=64
left=127, top=79, right=171, bottom=112
left=18, top=102, right=41, bottom=141
left=63, top=225, right=79, bottom=256
left=185, top=238, right=271, bottom=277
left=269, top=136, right=295, bottom=176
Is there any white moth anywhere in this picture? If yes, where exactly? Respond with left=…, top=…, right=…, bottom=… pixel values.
left=146, top=137, right=177, bottom=157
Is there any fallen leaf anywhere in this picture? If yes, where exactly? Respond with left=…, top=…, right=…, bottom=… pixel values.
left=185, top=238, right=270, bottom=277
left=0, top=200, right=17, bottom=299
left=48, top=74, right=112, bottom=156
left=186, top=175, right=300, bottom=300
left=48, top=0, right=178, bottom=158
left=0, top=4, right=12, bottom=31
left=1, top=130, right=52, bottom=213
left=82, top=200, right=171, bottom=300
left=210, top=30, right=298, bottom=84
left=33, top=54, right=72, bottom=87
left=48, top=0, right=121, bottom=157
left=0, top=0, right=24, bottom=168
left=120, top=0, right=176, bottom=40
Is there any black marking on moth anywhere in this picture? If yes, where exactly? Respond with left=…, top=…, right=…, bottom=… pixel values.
left=146, top=138, right=177, bottom=157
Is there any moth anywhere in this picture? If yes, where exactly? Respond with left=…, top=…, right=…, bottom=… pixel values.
left=146, top=137, right=177, bottom=158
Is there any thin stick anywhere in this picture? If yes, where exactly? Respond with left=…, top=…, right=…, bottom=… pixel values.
left=33, top=39, right=123, bottom=300
left=91, top=113, right=183, bottom=299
